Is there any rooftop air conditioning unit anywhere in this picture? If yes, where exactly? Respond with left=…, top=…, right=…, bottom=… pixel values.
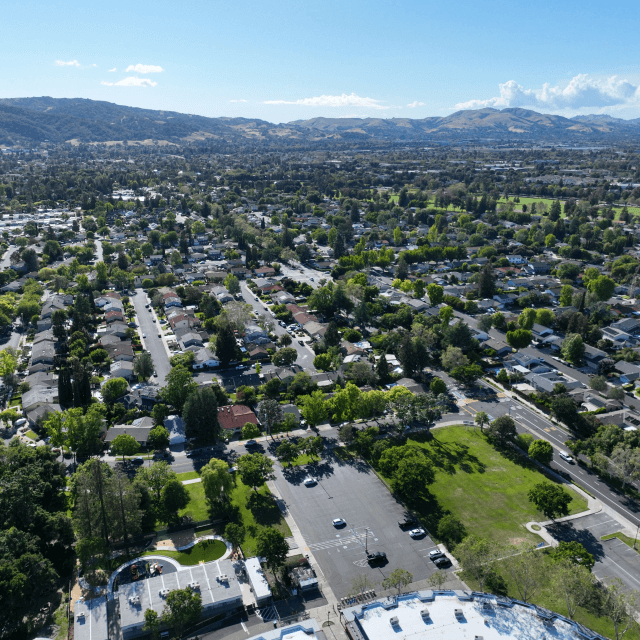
left=77, top=612, right=85, bottom=620
left=218, top=574, right=229, bottom=582
left=421, top=609, right=430, bottom=620
left=189, top=581, right=200, bottom=590
left=389, top=617, right=399, bottom=627
left=129, top=596, right=140, bottom=605
left=455, top=609, right=464, bottom=620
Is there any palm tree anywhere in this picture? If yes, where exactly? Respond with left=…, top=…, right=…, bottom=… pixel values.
left=475, top=411, right=490, bottom=433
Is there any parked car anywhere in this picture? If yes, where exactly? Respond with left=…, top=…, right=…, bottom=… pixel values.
left=303, top=477, right=317, bottom=486
left=366, top=551, right=386, bottom=565
left=245, top=439, right=257, bottom=447
left=409, top=528, right=426, bottom=538
left=429, top=550, right=445, bottom=560
left=132, top=457, right=144, bottom=465
left=332, top=518, right=346, bottom=527
left=433, top=556, right=450, bottom=568
left=398, top=517, right=417, bottom=529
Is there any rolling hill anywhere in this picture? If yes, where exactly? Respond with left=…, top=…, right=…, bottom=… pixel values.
left=0, top=97, right=639, bottom=146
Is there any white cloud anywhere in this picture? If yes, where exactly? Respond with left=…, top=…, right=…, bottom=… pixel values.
left=108, top=68, right=117, bottom=72
left=456, top=74, right=640, bottom=112
left=101, top=77, right=157, bottom=87
left=264, top=93, right=388, bottom=109
left=126, top=63, right=163, bottom=73
left=55, top=59, right=80, bottom=67
left=407, top=101, right=425, bottom=108
left=230, top=99, right=248, bottom=103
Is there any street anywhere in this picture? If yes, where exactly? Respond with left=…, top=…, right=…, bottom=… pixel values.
left=239, top=280, right=316, bottom=372
left=130, top=288, right=171, bottom=386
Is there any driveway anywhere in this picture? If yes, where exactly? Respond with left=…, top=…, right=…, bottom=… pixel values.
left=547, top=512, right=640, bottom=592
left=131, top=288, right=171, bottom=385
left=272, top=450, right=449, bottom=598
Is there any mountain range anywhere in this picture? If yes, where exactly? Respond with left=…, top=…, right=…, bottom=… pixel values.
left=2, top=97, right=640, bottom=146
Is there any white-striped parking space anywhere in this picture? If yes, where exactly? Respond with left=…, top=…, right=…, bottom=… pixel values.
left=308, top=531, right=374, bottom=552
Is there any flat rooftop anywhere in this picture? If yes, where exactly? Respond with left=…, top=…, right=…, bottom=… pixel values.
left=245, top=620, right=326, bottom=640
left=74, top=596, right=108, bottom=640
left=118, top=559, right=241, bottom=632
left=245, top=556, right=272, bottom=601
left=343, top=592, right=605, bottom=640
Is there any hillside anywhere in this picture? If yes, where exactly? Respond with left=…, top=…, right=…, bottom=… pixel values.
left=1, top=97, right=640, bottom=146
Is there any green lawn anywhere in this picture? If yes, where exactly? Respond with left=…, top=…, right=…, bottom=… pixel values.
left=398, top=426, right=588, bottom=545
left=142, top=539, right=226, bottom=565
left=287, top=453, right=320, bottom=467
left=176, top=471, right=200, bottom=481
left=25, top=429, right=38, bottom=440
left=462, top=550, right=640, bottom=640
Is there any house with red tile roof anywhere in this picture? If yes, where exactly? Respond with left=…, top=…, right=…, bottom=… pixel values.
left=217, top=404, right=259, bottom=436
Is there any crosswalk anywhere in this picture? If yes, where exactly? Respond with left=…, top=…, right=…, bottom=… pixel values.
left=256, top=606, right=278, bottom=622
left=308, top=531, right=372, bottom=552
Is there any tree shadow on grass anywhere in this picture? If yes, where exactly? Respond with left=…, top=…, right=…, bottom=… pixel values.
left=247, top=492, right=285, bottom=527
left=546, top=521, right=606, bottom=562
left=411, top=433, right=486, bottom=475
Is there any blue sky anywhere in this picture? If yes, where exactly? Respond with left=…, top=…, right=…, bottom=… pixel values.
left=3, top=0, right=640, bottom=122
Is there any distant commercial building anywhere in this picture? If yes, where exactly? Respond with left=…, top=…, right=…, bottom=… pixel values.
left=74, top=596, right=109, bottom=640
left=341, top=591, right=605, bottom=640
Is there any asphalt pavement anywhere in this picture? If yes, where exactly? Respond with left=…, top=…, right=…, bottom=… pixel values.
left=239, top=281, right=316, bottom=372
left=131, top=288, right=171, bottom=386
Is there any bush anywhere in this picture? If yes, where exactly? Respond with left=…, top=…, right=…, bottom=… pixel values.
left=516, top=433, right=534, bottom=452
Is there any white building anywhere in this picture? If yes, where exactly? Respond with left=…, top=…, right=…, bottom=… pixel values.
left=244, top=557, right=272, bottom=605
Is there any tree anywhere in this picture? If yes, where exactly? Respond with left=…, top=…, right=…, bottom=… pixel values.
left=242, top=423, right=261, bottom=439
left=162, top=588, right=202, bottom=640
left=276, top=441, right=298, bottom=467
left=551, top=541, right=595, bottom=571
left=138, top=461, right=177, bottom=501
left=588, top=275, right=615, bottom=302
left=110, top=434, right=140, bottom=461
left=610, top=445, right=640, bottom=490
left=162, top=478, right=190, bottom=523
left=455, top=535, right=500, bottom=591
left=152, top=403, right=170, bottom=426
left=551, top=560, right=595, bottom=621
left=133, top=351, right=154, bottom=381
left=450, top=364, right=483, bottom=385
left=215, top=322, right=237, bottom=366
left=399, top=334, right=420, bottom=377
left=257, top=398, right=284, bottom=437
left=224, top=523, right=245, bottom=550
left=393, top=456, right=435, bottom=497
left=143, top=609, right=161, bottom=640
left=478, top=264, right=496, bottom=298
left=324, top=321, right=340, bottom=347
left=559, top=284, right=574, bottom=307
left=485, top=415, right=516, bottom=447
left=300, top=390, right=327, bottom=427
left=272, top=347, right=297, bottom=367
left=201, top=457, right=234, bottom=502
left=562, top=334, right=585, bottom=365
left=589, top=375, right=608, bottom=393
left=237, top=453, right=275, bottom=491
left=503, top=542, right=544, bottom=603
left=600, top=578, right=639, bottom=640
left=428, top=570, right=448, bottom=590
left=430, top=377, right=447, bottom=395
left=102, top=377, right=129, bottom=403
left=437, top=515, right=466, bottom=549
left=349, top=574, right=378, bottom=597
left=338, top=424, right=356, bottom=444
left=183, top=386, right=220, bottom=442
left=477, top=314, right=493, bottom=333
left=381, top=568, right=413, bottom=594
left=313, top=352, right=333, bottom=371
left=224, top=274, right=241, bottom=294
left=528, top=439, right=554, bottom=465
left=256, top=528, right=289, bottom=579
left=528, top=481, right=572, bottom=520
left=474, top=411, right=490, bottom=432
left=441, top=346, right=468, bottom=371
left=427, top=283, right=444, bottom=306
left=506, top=328, right=532, bottom=350
left=147, top=426, right=170, bottom=450
left=518, top=308, right=537, bottom=330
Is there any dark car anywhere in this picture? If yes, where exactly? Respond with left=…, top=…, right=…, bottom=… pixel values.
left=366, top=551, right=387, bottom=565
left=433, top=556, right=450, bottom=568
left=132, top=457, right=144, bottom=465
left=398, top=517, right=417, bottom=529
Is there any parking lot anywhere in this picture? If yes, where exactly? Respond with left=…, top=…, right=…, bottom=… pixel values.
left=272, top=452, right=451, bottom=598
left=547, top=512, right=640, bottom=591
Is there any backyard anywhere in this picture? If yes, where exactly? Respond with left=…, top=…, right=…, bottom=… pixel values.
left=378, top=425, right=588, bottom=545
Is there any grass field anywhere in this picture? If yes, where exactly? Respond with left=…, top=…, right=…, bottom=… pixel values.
left=176, top=471, right=200, bottom=481
left=25, top=429, right=38, bottom=440
left=397, top=426, right=588, bottom=545
left=142, top=539, right=226, bottom=565
left=168, top=475, right=291, bottom=557
left=462, top=549, right=640, bottom=640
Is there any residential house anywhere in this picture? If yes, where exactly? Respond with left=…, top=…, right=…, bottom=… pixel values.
left=105, top=343, right=135, bottom=362
left=217, top=404, right=259, bottom=436
left=109, top=361, right=136, bottom=381
left=615, top=361, right=640, bottom=383
left=531, top=323, right=553, bottom=339
left=192, top=347, right=220, bottom=369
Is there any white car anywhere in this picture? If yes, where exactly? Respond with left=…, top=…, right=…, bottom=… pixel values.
left=303, top=477, right=317, bottom=486
left=559, top=451, right=574, bottom=463
left=142, top=333, right=146, bottom=338
left=332, top=518, right=346, bottom=527
left=409, top=528, right=426, bottom=538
